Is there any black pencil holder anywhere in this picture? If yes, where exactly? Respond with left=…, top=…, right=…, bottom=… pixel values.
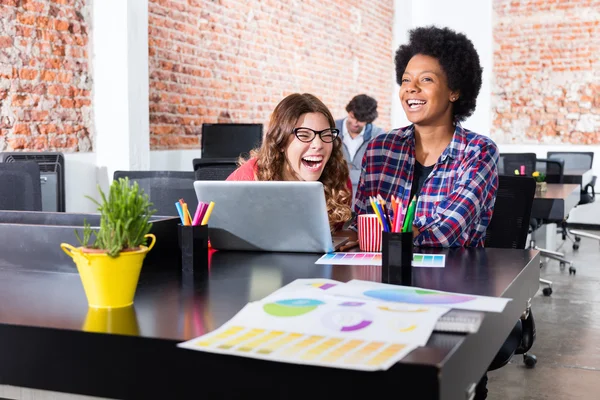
left=381, top=231, right=414, bottom=286
left=177, top=224, right=209, bottom=274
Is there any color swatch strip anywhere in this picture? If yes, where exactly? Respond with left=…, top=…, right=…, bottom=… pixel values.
left=183, top=325, right=415, bottom=371
left=316, top=252, right=445, bottom=268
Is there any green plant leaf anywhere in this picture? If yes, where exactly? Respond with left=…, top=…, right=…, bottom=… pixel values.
left=74, top=177, right=157, bottom=258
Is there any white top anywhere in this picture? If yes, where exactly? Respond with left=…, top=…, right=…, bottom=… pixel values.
left=342, top=117, right=365, bottom=162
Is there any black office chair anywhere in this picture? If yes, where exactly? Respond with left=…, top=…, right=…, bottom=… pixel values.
left=536, top=158, right=564, bottom=184
left=485, top=175, right=538, bottom=369
left=113, top=171, right=196, bottom=217
left=547, top=151, right=596, bottom=203
left=0, top=161, right=43, bottom=211
left=192, top=158, right=239, bottom=181
left=530, top=158, right=574, bottom=278
left=497, top=152, right=537, bottom=176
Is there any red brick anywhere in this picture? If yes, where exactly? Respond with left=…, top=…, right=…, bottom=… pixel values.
left=18, top=69, right=38, bottom=80
left=47, top=84, right=66, bottom=96
left=13, top=124, right=31, bottom=135
left=0, top=36, right=13, bottom=48
left=8, top=137, right=28, bottom=150
left=36, top=16, right=52, bottom=29
left=57, top=71, right=72, bottom=83
left=22, top=0, right=46, bottom=12
left=38, top=124, right=58, bottom=135
left=32, top=136, right=48, bottom=150
left=60, top=98, right=75, bottom=108
left=54, top=19, right=69, bottom=31
left=17, top=13, right=36, bottom=25
left=40, top=70, right=56, bottom=81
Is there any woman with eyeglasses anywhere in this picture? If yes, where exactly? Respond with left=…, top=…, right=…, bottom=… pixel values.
left=227, top=93, right=353, bottom=232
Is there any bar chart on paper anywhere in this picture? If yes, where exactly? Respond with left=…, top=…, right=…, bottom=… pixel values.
left=315, top=252, right=445, bottom=267
left=179, top=323, right=414, bottom=371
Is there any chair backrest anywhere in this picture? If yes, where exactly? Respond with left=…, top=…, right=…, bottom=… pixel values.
left=201, top=123, right=263, bottom=159
left=547, top=151, right=594, bottom=170
left=0, top=161, right=43, bottom=211
left=485, top=175, right=536, bottom=249
left=192, top=158, right=239, bottom=181
left=497, top=153, right=537, bottom=176
left=113, top=171, right=196, bottom=217
left=535, top=158, right=564, bottom=184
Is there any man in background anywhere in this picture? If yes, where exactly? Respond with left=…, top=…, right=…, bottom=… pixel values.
left=336, top=94, right=385, bottom=202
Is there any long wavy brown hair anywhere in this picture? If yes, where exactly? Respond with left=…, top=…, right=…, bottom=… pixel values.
left=242, top=93, right=352, bottom=231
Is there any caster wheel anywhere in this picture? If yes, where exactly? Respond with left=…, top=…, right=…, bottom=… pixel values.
left=569, top=266, right=576, bottom=275
left=559, top=262, right=565, bottom=270
left=575, top=236, right=581, bottom=242
left=573, top=244, right=580, bottom=250
left=523, top=353, right=537, bottom=368
left=539, top=261, right=544, bottom=268
left=542, top=287, right=553, bottom=296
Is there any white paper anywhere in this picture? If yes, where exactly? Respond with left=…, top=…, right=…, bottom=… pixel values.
left=257, top=287, right=449, bottom=346
left=177, top=282, right=449, bottom=371
left=178, top=314, right=419, bottom=371
left=325, top=280, right=511, bottom=313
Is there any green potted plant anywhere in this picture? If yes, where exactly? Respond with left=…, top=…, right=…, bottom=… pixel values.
left=532, top=171, right=547, bottom=195
left=60, top=177, right=157, bottom=308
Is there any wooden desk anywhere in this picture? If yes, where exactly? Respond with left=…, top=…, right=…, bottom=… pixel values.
left=532, top=183, right=580, bottom=220
left=563, top=168, right=593, bottom=188
left=0, top=248, right=539, bottom=400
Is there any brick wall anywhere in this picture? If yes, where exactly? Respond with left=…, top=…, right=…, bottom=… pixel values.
left=492, top=0, right=600, bottom=144
left=148, top=0, right=394, bottom=150
left=0, top=0, right=92, bottom=152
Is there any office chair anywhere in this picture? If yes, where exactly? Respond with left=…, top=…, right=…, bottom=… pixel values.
left=0, top=161, right=43, bottom=211
left=485, top=175, right=538, bottom=369
left=192, top=158, right=239, bottom=181
left=547, top=151, right=600, bottom=251
left=547, top=151, right=596, bottom=203
left=497, top=152, right=537, bottom=176
left=529, top=159, right=575, bottom=279
left=113, top=171, right=197, bottom=217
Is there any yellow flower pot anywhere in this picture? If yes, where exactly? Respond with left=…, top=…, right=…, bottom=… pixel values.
left=60, top=234, right=156, bottom=309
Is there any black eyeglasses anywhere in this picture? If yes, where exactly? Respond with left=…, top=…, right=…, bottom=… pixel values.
left=292, top=127, right=339, bottom=143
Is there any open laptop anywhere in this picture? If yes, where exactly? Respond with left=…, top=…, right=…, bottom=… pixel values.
left=193, top=181, right=349, bottom=253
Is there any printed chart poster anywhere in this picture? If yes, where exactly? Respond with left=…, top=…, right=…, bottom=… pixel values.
left=178, top=287, right=447, bottom=371
left=315, top=252, right=446, bottom=268
left=326, top=280, right=511, bottom=313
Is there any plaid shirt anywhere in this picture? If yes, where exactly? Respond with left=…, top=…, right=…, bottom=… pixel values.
left=351, top=123, right=499, bottom=247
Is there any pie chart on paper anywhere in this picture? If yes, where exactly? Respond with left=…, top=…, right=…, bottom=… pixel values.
left=322, top=309, right=373, bottom=332
left=263, top=298, right=325, bottom=317
left=363, top=288, right=476, bottom=305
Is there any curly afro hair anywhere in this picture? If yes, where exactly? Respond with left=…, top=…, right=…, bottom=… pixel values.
left=394, top=26, right=482, bottom=122
left=345, top=94, right=379, bottom=123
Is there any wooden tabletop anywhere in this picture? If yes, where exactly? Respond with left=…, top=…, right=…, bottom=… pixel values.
left=535, top=183, right=580, bottom=199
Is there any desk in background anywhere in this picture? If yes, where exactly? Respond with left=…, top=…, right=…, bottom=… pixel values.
left=532, top=183, right=580, bottom=221
left=562, top=168, right=593, bottom=188
left=0, top=246, right=539, bottom=400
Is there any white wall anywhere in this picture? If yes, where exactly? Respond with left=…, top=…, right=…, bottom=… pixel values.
left=391, top=0, right=493, bottom=135
left=149, top=150, right=201, bottom=171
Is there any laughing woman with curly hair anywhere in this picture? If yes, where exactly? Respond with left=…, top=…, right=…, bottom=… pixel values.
left=227, top=93, right=353, bottom=232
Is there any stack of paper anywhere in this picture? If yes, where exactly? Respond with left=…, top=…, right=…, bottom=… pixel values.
left=178, top=279, right=511, bottom=371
